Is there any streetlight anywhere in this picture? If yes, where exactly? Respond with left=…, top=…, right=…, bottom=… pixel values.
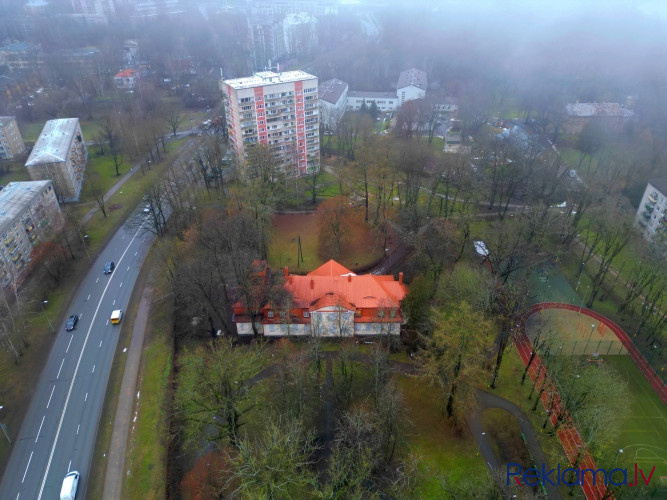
left=615, top=449, right=624, bottom=461
left=40, top=300, right=55, bottom=334
left=385, top=248, right=392, bottom=269
left=649, top=345, right=659, bottom=365
left=584, top=324, right=596, bottom=353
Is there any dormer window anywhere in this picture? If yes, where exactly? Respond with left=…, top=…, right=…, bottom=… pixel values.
left=355, top=309, right=362, bottom=318
left=303, top=311, right=309, bottom=318
left=267, top=311, right=274, bottom=318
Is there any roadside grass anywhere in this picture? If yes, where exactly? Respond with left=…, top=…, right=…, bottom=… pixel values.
left=78, top=145, right=126, bottom=200
left=120, top=277, right=173, bottom=500
left=397, top=375, right=491, bottom=496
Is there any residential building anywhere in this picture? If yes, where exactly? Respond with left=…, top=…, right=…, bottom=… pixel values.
left=25, top=118, right=88, bottom=202
left=69, top=0, right=115, bottom=23
left=0, top=41, right=43, bottom=71
left=635, top=178, right=667, bottom=254
left=0, top=71, right=41, bottom=106
left=318, top=79, right=348, bottom=131
left=283, top=12, right=318, bottom=57
left=562, top=102, right=635, bottom=135
left=346, top=91, right=399, bottom=112
left=443, top=129, right=462, bottom=153
left=114, top=69, right=138, bottom=90
left=222, top=70, right=320, bottom=177
left=233, top=260, right=408, bottom=337
left=0, top=116, right=26, bottom=160
left=0, top=180, right=63, bottom=287
left=248, top=18, right=286, bottom=72
left=397, top=68, right=427, bottom=105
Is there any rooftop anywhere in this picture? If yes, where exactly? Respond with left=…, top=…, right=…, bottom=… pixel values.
left=223, top=70, right=317, bottom=90
left=0, top=116, right=17, bottom=127
left=318, top=79, right=348, bottom=104
left=115, top=69, right=136, bottom=78
left=347, top=90, right=397, bottom=99
left=0, top=181, right=52, bottom=231
left=565, top=102, right=635, bottom=118
left=25, top=118, right=81, bottom=167
left=397, top=68, right=428, bottom=90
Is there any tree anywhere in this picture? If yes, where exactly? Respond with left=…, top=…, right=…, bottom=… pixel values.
left=88, top=172, right=108, bottom=217
left=418, top=302, right=493, bottom=425
left=317, top=195, right=352, bottom=259
left=173, top=340, right=267, bottom=449
left=164, top=104, right=184, bottom=137
left=415, top=218, right=462, bottom=288
left=231, top=416, right=316, bottom=499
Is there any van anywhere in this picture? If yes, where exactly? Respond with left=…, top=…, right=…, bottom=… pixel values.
left=60, top=471, right=79, bottom=500
left=110, top=309, right=123, bottom=324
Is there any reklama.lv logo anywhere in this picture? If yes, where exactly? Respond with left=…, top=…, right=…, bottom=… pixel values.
left=507, top=463, right=656, bottom=487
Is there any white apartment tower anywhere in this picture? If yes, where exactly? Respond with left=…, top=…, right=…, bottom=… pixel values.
left=222, top=70, right=320, bottom=177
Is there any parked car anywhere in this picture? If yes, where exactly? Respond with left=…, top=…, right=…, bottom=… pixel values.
left=104, top=261, right=115, bottom=274
left=65, top=315, right=79, bottom=331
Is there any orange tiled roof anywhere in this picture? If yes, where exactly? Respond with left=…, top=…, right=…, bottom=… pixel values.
left=307, top=259, right=355, bottom=277
left=115, top=69, right=136, bottom=78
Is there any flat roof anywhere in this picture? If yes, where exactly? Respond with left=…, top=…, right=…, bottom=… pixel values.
left=25, top=118, right=80, bottom=166
left=0, top=116, right=17, bottom=127
left=348, top=90, right=397, bottom=99
left=223, top=70, right=317, bottom=90
left=0, top=181, right=52, bottom=232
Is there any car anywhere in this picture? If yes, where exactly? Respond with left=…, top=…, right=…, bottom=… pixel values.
left=110, top=309, right=123, bottom=324
left=60, top=471, right=79, bottom=500
left=569, top=169, right=577, bottom=178
left=65, top=315, right=79, bottom=331
left=104, top=261, right=115, bottom=274
left=143, top=205, right=151, bottom=213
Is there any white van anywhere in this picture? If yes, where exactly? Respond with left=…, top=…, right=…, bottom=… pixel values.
left=110, top=309, right=123, bottom=325
left=60, top=471, right=79, bottom=500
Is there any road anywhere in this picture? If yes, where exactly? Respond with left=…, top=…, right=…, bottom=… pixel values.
left=0, top=212, right=154, bottom=500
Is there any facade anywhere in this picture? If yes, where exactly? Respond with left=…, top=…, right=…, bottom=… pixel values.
left=346, top=91, right=399, bottom=112
left=318, top=79, right=348, bottom=130
left=0, top=116, right=27, bottom=160
left=69, top=0, right=115, bottom=23
left=0, top=41, right=43, bottom=71
left=283, top=12, right=318, bottom=57
left=222, top=70, right=320, bottom=177
left=114, top=69, right=138, bottom=89
left=248, top=18, right=286, bottom=71
left=234, top=260, right=408, bottom=337
left=563, top=102, right=635, bottom=135
left=397, top=68, right=427, bottom=105
left=0, top=181, right=63, bottom=287
left=25, top=118, right=88, bottom=202
left=635, top=178, right=667, bottom=254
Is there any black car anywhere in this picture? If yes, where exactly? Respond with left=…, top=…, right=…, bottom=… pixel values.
left=65, top=315, right=79, bottom=331
left=104, top=261, right=115, bottom=274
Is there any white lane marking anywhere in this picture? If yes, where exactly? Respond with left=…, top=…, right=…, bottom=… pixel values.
left=113, top=300, right=116, bottom=306
left=120, top=282, right=123, bottom=288
left=85, top=393, right=88, bottom=402
left=106, top=320, right=109, bottom=326
left=76, top=424, right=80, bottom=435
left=16, top=492, right=20, bottom=499
left=92, top=365, right=95, bottom=373
left=87, top=294, right=90, bottom=301
left=46, top=385, right=55, bottom=409
left=68, top=460, right=71, bottom=472
left=65, top=335, right=73, bottom=353
left=22, top=451, right=32, bottom=483
left=96, top=277, right=100, bottom=283
left=35, top=416, right=45, bottom=442
left=56, top=358, right=65, bottom=379
left=127, top=266, right=130, bottom=271
left=99, top=340, right=103, bottom=347
left=122, top=234, right=126, bottom=239
left=38, top=222, right=148, bottom=500
left=134, top=251, right=137, bottom=256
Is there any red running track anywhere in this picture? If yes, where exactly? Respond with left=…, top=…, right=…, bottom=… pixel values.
left=526, top=302, right=666, bottom=405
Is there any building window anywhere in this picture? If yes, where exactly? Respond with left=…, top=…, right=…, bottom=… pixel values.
left=303, top=311, right=309, bottom=318
left=279, top=311, right=286, bottom=318
left=267, top=311, right=274, bottom=318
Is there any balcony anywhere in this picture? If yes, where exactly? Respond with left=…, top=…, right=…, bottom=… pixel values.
left=4, top=236, right=14, bottom=247
left=644, top=204, right=654, bottom=213
left=648, top=192, right=658, bottom=203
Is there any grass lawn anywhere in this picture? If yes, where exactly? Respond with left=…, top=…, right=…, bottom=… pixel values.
left=397, top=376, right=490, bottom=496
left=481, top=408, right=532, bottom=468
left=0, top=159, right=31, bottom=185
left=603, top=356, right=667, bottom=479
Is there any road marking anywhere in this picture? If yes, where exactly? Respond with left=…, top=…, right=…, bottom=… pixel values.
left=16, top=492, right=20, bottom=499
left=106, top=320, right=109, bottom=325
left=134, top=251, right=137, bottom=256
left=68, top=460, right=71, bottom=472
left=56, top=358, right=65, bottom=379
left=38, top=222, right=148, bottom=500
left=76, top=425, right=79, bottom=435
left=92, top=365, right=95, bottom=373
left=22, top=451, right=32, bottom=483
left=99, top=340, right=102, bottom=347
left=122, top=234, right=126, bottom=239
left=65, top=335, right=73, bottom=353
left=85, top=393, right=88, bottom=402
left=120, top=282, right=123, bottom=288
left=35, top=416, right=45, bottom=442
left=46, top=385, right=55, bottom=409
left=96, top=277, right=99, bottom=283
left=87, top=294, right=90, bottom=301
left=127, top=266, right=130, bottom=271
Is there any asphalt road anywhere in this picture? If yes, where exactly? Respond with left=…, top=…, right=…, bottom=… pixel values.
left=0, top=212, right=154, bottom=500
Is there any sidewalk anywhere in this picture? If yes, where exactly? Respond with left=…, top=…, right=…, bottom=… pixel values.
left=101, top=286, right=153, bottom=500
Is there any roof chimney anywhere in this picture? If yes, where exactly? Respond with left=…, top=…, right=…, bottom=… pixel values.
left=310, top=278, right=314, bottom=289
left=398, top=272, right=403, bottom=285
left=347, top=274, right=351, bottom=282
left=284, top=266, right=288, bottom=277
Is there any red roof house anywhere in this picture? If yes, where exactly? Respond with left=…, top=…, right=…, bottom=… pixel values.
left=233, top=259, right=408, bottom=337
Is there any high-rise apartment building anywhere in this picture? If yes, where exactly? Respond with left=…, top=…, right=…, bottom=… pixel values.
left=635, top=178, right=667, bottom=255
left=222, top=70, right=320, bottom=177
left=0, top=116, right=26, bottom=160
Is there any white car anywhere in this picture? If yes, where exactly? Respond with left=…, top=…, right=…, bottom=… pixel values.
left=60, top=471, right=79, bottom=500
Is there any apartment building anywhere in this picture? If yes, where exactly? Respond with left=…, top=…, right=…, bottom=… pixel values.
left=25, top=118, right=88, bottom=202
left=0, top=116, right=27, bottom=160
left=397, top=68, right=427, bottom=105
left=318, top=79, right=348, bottom=131
left=222, top=70, right=319, bottom=177
left=635, top=178, right=667, bottom=254
left=0, top=181, right=63, bottom=287
left=346, top=91, right=399, bottom=112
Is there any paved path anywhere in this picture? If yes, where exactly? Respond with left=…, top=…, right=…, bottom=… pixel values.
left=467, top=389, right=562, bottom=500
left=101, top=286, right=153, bottom=500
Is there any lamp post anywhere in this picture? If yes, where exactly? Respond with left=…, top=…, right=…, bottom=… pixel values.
left=579, top=285, right=589, bottom=314
left=584, top=324, right=595, bottom=354
left=385, top=248, right=391, bottom=269
left=615, top=448, right=624, bottom=461
left=40, top=300, right=55, bottom=334
left=649, top=345, right=659, bottom=365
